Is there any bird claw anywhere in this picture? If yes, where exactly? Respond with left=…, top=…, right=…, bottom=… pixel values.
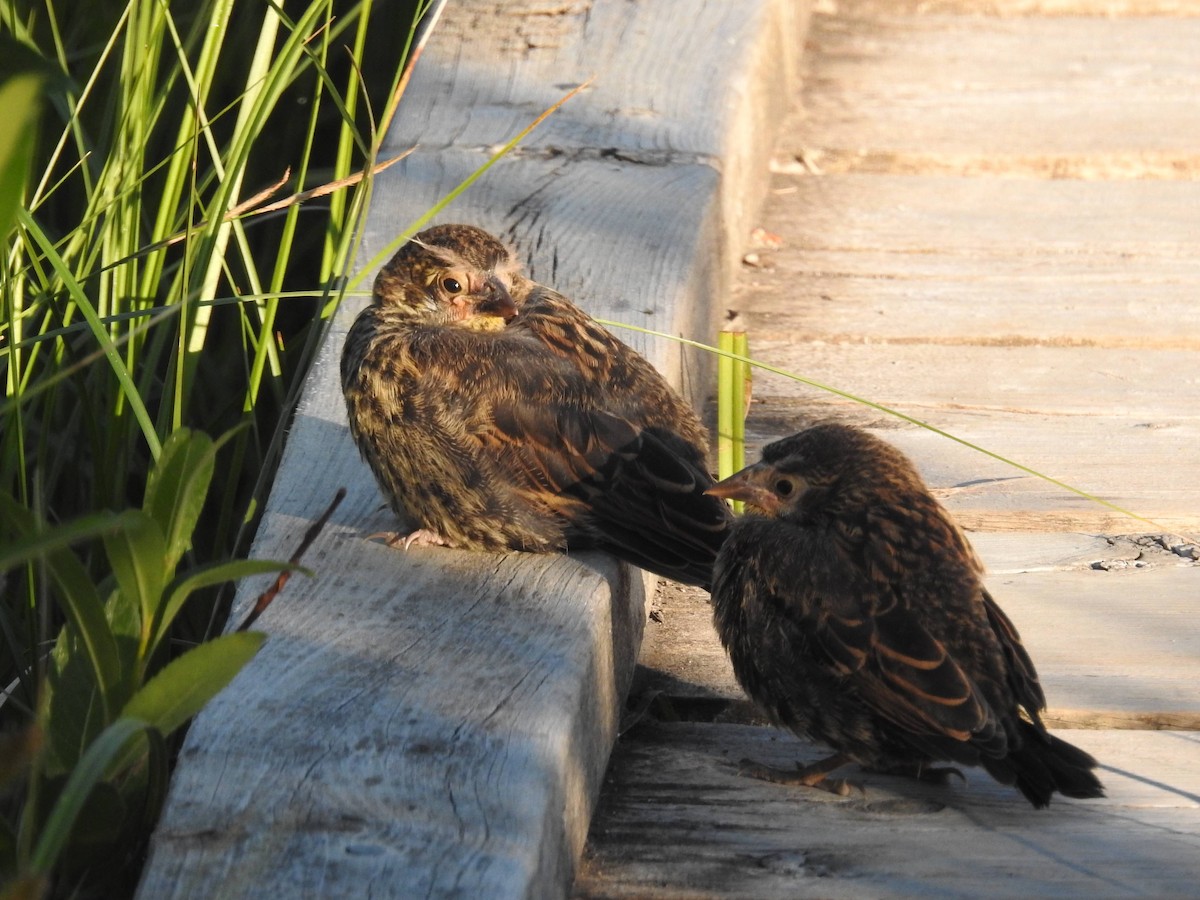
left=366, top=529, right=452, bottom=550
left=736, top=757, right=862, bottom=798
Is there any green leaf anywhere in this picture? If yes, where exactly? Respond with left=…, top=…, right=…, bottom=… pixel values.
left=102, top=510, right=168, bottom=657
left=149, top=558, right=299, bottom=661
left=143, top=429, right=216, bottom=570
left=41, top=544, right=126, bottom=725
left=122, top=631, right=266, bottom=739
left=43, top=627, right=107, bottom=776
left=28, top=717, right=150, bottom=875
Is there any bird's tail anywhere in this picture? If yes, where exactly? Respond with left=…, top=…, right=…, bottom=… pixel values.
left=984, top=721, right=1105, bottom=809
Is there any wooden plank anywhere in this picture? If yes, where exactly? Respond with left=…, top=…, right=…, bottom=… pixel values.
left=747, top=341, right=1200, bottom=416
left=737, top=403, right=1200, bottom=533
left=738, top=263, right=1200, bottom=348
left=799, top=12, right=1200, bottom=158
left=574, top=724, right=1200, bottom=899
left=384, top=0, right=808, bottom=278
left=638, top=561, right=1200, bottom=717
left=744, top=175, right=1200, bottom=262
left=136, top=1, right=811, bottom=897
left=833, top=0, right=1200, bottom=15
left=736, top=172, right=1200, bottom=346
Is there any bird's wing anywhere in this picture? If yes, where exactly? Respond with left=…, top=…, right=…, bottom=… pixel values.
left=505, top=292, right=730, bottom=584
left=768, top=528, right=1001, bottom=750
left=479, top=377, right=729, bottom=587
left=852, top=496, right=1048, bottom=728
left=982, top=587, right=1047, bottom=721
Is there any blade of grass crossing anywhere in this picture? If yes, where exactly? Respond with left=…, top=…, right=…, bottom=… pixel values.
left=601, top=320, right=1174, bottom=534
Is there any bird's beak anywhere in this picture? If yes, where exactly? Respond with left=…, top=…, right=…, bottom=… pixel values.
left=706, top=462, right=784, bottom=516
left=476, top=277, right=518, bottom=322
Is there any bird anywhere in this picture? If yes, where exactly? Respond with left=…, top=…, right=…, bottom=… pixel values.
left=340, top=223, right=731, bottom=588
left=706, top=422, right=1104, bottom=808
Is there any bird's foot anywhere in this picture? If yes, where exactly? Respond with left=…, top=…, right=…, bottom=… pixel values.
left=367, top=529, right=452, bottom=550
left=737, top=753, right=861, bottom=798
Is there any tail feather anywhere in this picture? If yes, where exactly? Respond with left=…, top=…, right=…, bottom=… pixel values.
left=984, top=722, right=1105, bottom=809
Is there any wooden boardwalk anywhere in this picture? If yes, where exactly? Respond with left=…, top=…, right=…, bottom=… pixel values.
left=575, top=0, right=1200, bottom=896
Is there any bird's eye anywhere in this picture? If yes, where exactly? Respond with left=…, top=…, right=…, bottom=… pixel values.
left=775, top=478, right=795, bottom=497
left=440, top=276, right=464, bottom=295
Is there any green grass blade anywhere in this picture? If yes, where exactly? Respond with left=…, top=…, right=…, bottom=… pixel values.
left=14, top=207, right=161, bottom=459
left=717, top=330, right=735, bottom=481
left=0, top=505, right=123, bottom=576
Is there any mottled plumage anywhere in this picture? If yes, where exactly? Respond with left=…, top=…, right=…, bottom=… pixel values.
left=707, top=423, right=1104, bottom=808
left=341, top=224, right=730, bottom=587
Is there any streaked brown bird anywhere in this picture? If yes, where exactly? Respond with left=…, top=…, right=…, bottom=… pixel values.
left=340, top=223, right=731, bottom=588
left=707, top=423, right=1104, bottom=808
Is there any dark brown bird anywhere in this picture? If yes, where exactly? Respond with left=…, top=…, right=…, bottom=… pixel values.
left=707, top=423, right=1104, bottom=808
left=340, top=223, right=730, bottom=588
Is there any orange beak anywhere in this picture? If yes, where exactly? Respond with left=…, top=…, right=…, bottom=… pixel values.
left=706, top=463, right=784, bottom=516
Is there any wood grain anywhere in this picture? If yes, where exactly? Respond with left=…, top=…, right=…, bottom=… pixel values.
left=574, top=723, right=1200, bottom=899
left=800, top=13, right=1200, bottom=157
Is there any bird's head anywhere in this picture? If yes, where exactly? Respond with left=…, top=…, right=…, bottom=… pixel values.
left=707, top=422, right=920, bottom=520
left=372, top=224, right=529, bottom=329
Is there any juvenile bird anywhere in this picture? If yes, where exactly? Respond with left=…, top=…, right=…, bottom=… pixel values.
left=707, top=423, right=1104, bottom=808
left=341, top=224, right=731, bottom=588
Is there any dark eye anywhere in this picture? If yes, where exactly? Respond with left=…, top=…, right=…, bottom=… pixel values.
left=440, top=276, right=464, bottom=295
left=775, top=478, right=795, bottom=497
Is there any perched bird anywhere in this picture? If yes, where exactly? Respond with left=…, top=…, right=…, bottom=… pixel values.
left=707, top=423, right=1104, bottom=808
left=341, top=223, right=731, bottom=588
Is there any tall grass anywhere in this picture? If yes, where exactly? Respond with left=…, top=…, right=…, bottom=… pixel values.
left=1, top=0, right=430, bottom=894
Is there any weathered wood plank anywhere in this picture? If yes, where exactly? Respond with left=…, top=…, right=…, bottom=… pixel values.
left=574, top=724, right=1200, bottom=899
left=746, top=175, right=1200, bottom=262
left=834, top=0, right=1200, bottom=15
left=738, top=404, right=1200, bottom=533
left=800, top=13, right=1200, bottom=158
left=136, top=1, right=811, bottom=896
left=737, top=172, right=1200, bottom=347
left=385, top=0, right=808, bottom=279
left=738, top=262, right=1200, bottom=348
left=747, top=341, right=1200, bottom=416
